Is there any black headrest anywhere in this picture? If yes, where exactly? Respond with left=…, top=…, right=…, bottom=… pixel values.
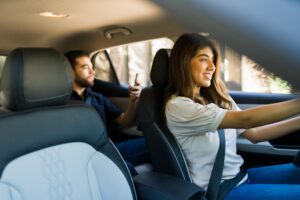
left=150, top=49, right=171, bottom=86
left=0, top=48, right=72, bottom=111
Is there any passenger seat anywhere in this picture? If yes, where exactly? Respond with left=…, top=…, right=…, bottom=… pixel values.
left=0, top=48, right=137, bottom=199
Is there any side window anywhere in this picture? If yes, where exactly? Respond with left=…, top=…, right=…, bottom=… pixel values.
left=92, top=38, right=174, bottom=87
left=92, top=51, right=119, bottom=84
left=218, top=44, right=297, bottom=94
left=92, top=35, right=296, bottom=94
left=0, top=56, right=6, bottom=81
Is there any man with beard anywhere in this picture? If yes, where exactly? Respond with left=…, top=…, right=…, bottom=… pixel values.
left=65, top=50, right=149, bottom=176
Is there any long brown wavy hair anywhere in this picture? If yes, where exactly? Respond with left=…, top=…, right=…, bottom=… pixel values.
left=164, top=33, right=232, bottom=110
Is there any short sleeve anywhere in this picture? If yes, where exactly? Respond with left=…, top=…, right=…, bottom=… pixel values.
left=166, top=97, right=227, bottom=136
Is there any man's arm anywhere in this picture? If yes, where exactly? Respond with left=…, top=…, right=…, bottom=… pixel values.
left=115, top=83, right=141, bottom=127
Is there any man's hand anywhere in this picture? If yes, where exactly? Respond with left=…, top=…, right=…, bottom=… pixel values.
left=117, top=75, right=141, bottom=127
left=129, top=82, right=141, bottom=102
left=129, top=73, right=141, bottom=102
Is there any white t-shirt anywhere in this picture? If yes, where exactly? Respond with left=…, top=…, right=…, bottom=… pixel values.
left=165, top=96, right=246, bottom=189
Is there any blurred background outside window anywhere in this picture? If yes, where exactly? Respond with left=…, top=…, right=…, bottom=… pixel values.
left=93, top=36, right=297, bottom=94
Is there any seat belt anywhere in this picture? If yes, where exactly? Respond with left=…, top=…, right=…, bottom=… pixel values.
left=217, top=168, right=247, bottom=200
left=206, top=129, right=225, bottom=200
left=206, top=129, right=247, bottom=200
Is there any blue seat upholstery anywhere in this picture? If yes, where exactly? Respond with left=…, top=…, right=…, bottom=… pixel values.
left=0, top=48, right=137, bottom=199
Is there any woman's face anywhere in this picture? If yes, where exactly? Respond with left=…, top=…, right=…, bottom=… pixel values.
left=189, top=46, right=216, bottom=90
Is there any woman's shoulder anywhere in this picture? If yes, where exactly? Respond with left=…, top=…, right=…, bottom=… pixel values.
left=167, top=96, right=196, bottom=108
left=168, top=96, right=193, bottom=103
left=166, top=95, right=226, bottom=130
left=166, top=96, right=195, bottom=113
left=166, top=95, right=215, bottom=114
left=166, top=95, right=224, bottom=114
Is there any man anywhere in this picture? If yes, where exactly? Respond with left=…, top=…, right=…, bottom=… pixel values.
left=65, top=50, right=149, bottom=176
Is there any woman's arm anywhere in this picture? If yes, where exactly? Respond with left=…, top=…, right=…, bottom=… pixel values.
left=241, top=115, right=300, bottom=143
left=219, top=98, right=300, bottom=129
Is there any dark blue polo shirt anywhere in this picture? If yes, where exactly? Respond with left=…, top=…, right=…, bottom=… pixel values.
left=71, top=88, right=123, bottom=141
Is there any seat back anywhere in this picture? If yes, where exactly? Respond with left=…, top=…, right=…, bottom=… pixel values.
left=0, top=48, right=136, bottom=200
left=137, top=49, right=191, bottom=181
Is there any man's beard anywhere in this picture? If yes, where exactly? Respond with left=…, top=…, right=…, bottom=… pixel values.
left=75, top=77, right=94, bottom=88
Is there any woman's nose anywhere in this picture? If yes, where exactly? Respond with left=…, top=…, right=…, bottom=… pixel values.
left=208, top=60, right=215, bottom=71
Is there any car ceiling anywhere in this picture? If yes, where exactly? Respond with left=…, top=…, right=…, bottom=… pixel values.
left=1, top=0, right=299, bottom=89
left=0, top=0, right=189, bottom=54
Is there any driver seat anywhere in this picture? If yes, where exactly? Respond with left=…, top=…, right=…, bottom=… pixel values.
left=137, top=49, right=191, bottom=181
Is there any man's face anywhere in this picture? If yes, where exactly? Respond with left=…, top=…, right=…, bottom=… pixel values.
left=73, top=56, right=95, bottom=88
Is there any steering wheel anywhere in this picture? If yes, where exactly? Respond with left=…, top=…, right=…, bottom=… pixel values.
left=294, top=150, right=300, bottom=167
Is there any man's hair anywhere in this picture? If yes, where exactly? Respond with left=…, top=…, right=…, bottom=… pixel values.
left=64, top=50, right=89, bottom=70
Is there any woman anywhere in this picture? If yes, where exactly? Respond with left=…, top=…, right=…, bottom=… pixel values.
left=164, top=33, right=300, bottom=199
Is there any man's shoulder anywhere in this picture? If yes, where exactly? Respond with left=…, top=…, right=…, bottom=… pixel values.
left=70, top=90, right=81, bottom=100
left=86, top=87, right=103, bottom=98
left=85, top=88, right=111, bottom=105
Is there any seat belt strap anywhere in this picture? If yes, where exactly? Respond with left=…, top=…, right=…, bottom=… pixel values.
left=206, top=129, right=225, bottom=200
left=217, top=168, right=247, bottom=200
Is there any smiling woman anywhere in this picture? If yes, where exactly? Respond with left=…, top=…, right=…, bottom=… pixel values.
left=164, top=33, right=300, bottom=200
left=0, top=1, right=300, bottom=200
left=189, top=47, right=216, bottom=90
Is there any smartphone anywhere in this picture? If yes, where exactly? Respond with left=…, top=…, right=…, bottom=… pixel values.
left=134, top=73, right=139, bottom=86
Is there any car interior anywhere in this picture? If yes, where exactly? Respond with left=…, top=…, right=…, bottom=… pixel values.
left=0, top=48, right=205, bottom=200
left=0, top=0, right=300, bottom=200
left=0, top=48, right=138, bottom=199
